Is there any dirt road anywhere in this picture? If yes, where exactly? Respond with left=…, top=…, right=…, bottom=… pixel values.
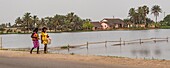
left=1, top=50, right=169, bottom=68
left=0, top=55, right=140, bottom=68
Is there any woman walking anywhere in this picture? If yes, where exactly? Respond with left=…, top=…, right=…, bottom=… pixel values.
left=30, top=28, right=40, bottom=54
left=41, top=27, right=50, bottom=54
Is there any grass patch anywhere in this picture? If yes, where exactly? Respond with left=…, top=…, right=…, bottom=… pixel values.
left=128, top=27, right=148, bottom=30
left=60, top=46, right=68, bottom=49
left=0, top=48, right=8, bottom=50
left=70, top=53, right=75, bottom=55
left=160, top=26, right=170, bottom=29
left=60, top=46, right=77, bottom=49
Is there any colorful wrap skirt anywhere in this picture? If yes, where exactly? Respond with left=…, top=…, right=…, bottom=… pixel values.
left=33, top=40, right=39, bottom=48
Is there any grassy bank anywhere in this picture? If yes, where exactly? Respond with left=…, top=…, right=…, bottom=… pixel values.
left=160, top=26, right=170, bottom=29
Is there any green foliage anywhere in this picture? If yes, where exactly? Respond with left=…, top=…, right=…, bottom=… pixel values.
left=160, top=26, right=170, bottom=29
left=128, top=27, right=147, bottom=30
left=60, top=46, right=68, bottom=49
left=82, top=21, right=93, bottom=30
left=154, top=23, right=161, bottom=28
left=128, top=5, right=149, bottom=24
left=0, top=48, right=8, bottom=50
left=13, top=12, right=90, bottom=32
left=163, top=14, right=170, bottom=26
left=123, top=18, right=130, bottom=22
left=0, top=28, right=5, bottom=31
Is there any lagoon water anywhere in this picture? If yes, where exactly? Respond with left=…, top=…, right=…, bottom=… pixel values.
left=1, top=29, right=170, bottom=60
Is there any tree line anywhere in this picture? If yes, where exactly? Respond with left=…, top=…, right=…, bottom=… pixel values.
left=1, top=5, right=170, bottom=33
left=12, top=12, right=92, bottom=32
left=128, top=5, right=162, bottom=25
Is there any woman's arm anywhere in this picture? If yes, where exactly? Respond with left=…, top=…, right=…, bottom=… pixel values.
left=31, top=33, right=36, bottom=38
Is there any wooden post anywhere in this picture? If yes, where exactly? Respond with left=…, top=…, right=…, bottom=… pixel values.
left=0, top=37, right=2, bottom=49
left=87, top=42, right=88, bottom=49
left=154, top=38, right=156, bottom=43
left=123, top=41, right=125, bottom=45
left=67, top=44, right=70, bottom=52
left=167, top=37, right=168, bottom=42
left=105, top=41, right=107, bottom=47
left=139, top=39, right=142, bottom=44
left=120, top=38, right=121, bottom=45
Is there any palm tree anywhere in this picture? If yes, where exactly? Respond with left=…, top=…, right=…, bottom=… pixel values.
left=137, top=7, right=144, bottom=24
left=151, top=5, right=162, bottom=23
left=53, top=14, right=60, bottom=32
left=45, top=17, right=53, bottom=32
left=15, top=17, right=22, bottom=27
left=23, top=12, right=32, bottom=32
left=66, top=12, right=75, bottom=31
left=58, top=15, right=66, bottom=30
left=40, top=18, right=46, bottom=28
left=129, top=8, right=136, bottom=24
left=72, top=15, right=83, bottom=31
left=32, top=15, right=39, bottom=29
left=142, top=5, right=149, bottom=25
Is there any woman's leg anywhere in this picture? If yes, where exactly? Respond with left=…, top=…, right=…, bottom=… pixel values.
left=37, top=46, right=39, bottom=54
left=44, top=44, right=47, bottom=54
left=30, top=47, right=34, bottom=54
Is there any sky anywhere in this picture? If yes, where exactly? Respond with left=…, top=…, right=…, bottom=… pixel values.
left=0, top=0, right=170, bottom=24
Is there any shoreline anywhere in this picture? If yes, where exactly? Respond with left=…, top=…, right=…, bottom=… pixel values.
left=0, top=28, right=169, bottom=35
left=0, top=50, right=170, bottom=68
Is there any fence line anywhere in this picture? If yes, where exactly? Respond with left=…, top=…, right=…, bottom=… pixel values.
left=49, top=37, right=169, bottom=52
left=116, top=37, right=169, bottom=46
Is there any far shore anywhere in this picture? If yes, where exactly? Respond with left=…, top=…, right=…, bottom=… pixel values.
left=0, top=28, right=169, bottom=35
left=0, top=50, right=170, bottom=68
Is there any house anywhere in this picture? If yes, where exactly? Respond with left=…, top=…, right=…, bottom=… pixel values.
left=90, top=21, right=102, bottom=30
left=101, top=18, right=125, bottom=29
left=100, top=20, right=110, bottom=30
left=90, top=18, right=126, bottom=30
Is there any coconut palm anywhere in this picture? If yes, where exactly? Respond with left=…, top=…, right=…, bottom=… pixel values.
left=32, top=15, right=39, bottom=28
left=137, top=7, right=144, bottom=24
left=39, top=18, right=46, bottom=28
left=128, top=8, right=136, bottom=24
left=151, top=5, right=162, bottom=23
left=142, top=5, right=149, bottom=24
left=53, top=14, right=61, bottom=32
left=66, top=12, right=75, bottom=30
left=45, top=17, right=53, bottom=32
left=72, top=15, right=84, bottom=30
left=23, top=12, right=32, bottom=32
left=15, top=17, right=22, bottom=27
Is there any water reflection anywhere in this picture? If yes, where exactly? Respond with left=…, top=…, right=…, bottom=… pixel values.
left=131, top=48, right=150, bottom=56
left=154, top=48, right=161, bottom=56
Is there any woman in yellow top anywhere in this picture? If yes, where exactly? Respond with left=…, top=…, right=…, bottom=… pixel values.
left=41, top=27, right=49, bottom=54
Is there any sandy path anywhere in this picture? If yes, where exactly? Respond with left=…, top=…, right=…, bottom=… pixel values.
left=0, top=50, right=170, bottom=68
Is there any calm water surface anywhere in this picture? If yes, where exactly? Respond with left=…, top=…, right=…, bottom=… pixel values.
left=1, top=29, right=170, bottom=60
